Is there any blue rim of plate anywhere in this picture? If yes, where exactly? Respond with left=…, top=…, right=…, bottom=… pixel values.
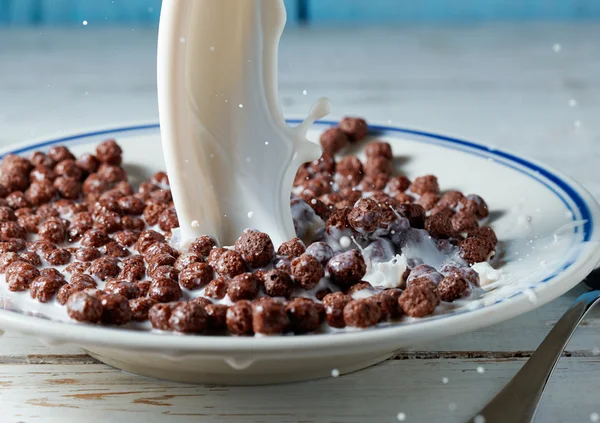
left=0, top=121, right=594, bottom=328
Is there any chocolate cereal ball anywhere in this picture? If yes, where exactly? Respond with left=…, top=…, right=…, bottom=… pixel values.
left=347, top=198, right=382, bottom=233
left=48, top=146, right=75, bottom=163
left=81, top=228, right=110, bottom=247
left=205, top=303, right=228, bottom=333
left=277, top=237, right=306, bottom=259
left=322, top=292, right=352, bottom=328
left=189, top=235, right=217, bottom=257
left=148, top=278, right=182, bottom=303
left=398, top=283, right=439, bottom=318
left=459, top=237, right=490, bottom=265
left=410, top=175, right=440, bottom=196
left=263, top=269, right=294, bottom=298
left=290, top=254, right=324, bottom=290
left=460, top=194, right=489, bottom=219
left=158, top=207, right=179, bottom=232
left=227, top=272, right=259, bottom=302
left=97, top=292, right=132, bottom=325
left=374, top=289, right=403, bottom=321
left=252, top=299, right=289, bottom=335
left=96, top=139, right=123, bottom=165
left=451, top=211, right=479, bottom=233
left=214, top=249, right=246, bottom=278
left=76, top=153, right=100, bottom=175
left=320, top=127, right=349, bottom=155
left=0, top=252, right=20, bottom=273
left=326, top=250, right=367, bottom=289
left=148, top=302, right=178, bottom=330
left=134, top=229, right=165, bottom=254
left=398, top=203, right=426, bottom=229
left=204, top=277, right=229, bottom=300
left=305, top=242, right=334, bottom=266
left=19, top=251, right=41, bottom=267
left=56, top=280, right=95, bottom=305
left=0, top=206, right=16, bottom=222
left=30, top=275, right=66, bottom=303
left=285, top=297, right=321, bottom=334
left=226, top=300, right=254, bottom=336
left=343, top=299, right=381, bottom=328
left=129, top=297, right=157, bottom=322
left=168, top=301, right=207, bottom=333
left=66, top=291, right=103, bottom=323
left=425, top=212, right=454, bottom=239
left=365, top=141, right=392, bottom=160
left=234, top=229, right=275, bottom=269
left=179, top=262, right=213, bottom=290
left=439, top=190, right=464, bottom=208
left=339, top=117, right=368, bottom=142
left=88, top=256, right=120, bottom=280
left=0, top=221, right=26, bottom=240
left=5, top=261, right=40, bottom=291
left=438, top=274, right=470, bottom=302
left=173, top=253, right=203, bottom=271
left=105, top=280, right=141, bottom=300
left=468, top=226, right=498, bottom=253
left=113, top=230, right=140, bottom=247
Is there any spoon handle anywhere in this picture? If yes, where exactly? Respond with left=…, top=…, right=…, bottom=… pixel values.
left=467, top=290, right=600, bottom=423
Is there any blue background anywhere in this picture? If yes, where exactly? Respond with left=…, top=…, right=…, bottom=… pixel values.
left=0, top=0, right=599, bottom=25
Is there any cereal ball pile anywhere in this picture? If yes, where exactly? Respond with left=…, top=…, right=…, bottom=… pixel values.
left=0, top=117, right=498, bottom=336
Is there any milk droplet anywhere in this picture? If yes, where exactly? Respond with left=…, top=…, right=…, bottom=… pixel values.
left=340, top=236, right=352, bottom=249
left=311, top=199, right=317, bottom=205
left=397, top=412, right=407, bottom=421
left=331, top=368, right=340, bottom=377
left=448, top=403, right=457, bottom=411
left=302, top=90, right=308, bottom=95
left=264, top=141, right=269, bottom=145
left=476, top=366, right=485, bottom=374
left=569, top=99, right=577, bottom=107
left=191, top=220, right=200, bottom=228
left=247, top=211, right=254, bottom=219
left=442, top=377, right=449, bottom=384
left=238, top=104, right=244, bottom=108
left=82, top=20, right=88, bottom=26
left=591, top=412, right=600, bottom=422
left=474, top=415, right=486, bottom=423
left=552, top=43, right=561, bottom=52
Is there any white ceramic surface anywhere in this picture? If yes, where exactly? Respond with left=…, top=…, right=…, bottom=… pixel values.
left=0, top=121, right=599, bottom=385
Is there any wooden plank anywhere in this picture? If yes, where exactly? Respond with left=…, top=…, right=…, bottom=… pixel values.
left=0, top=358, right=599, bottom=422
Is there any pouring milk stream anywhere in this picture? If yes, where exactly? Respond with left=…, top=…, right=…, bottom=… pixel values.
left=157, top=0, right=330, bottom=249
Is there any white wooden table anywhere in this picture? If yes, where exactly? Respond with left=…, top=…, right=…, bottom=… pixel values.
left=1, top=24, right=600, bottom=423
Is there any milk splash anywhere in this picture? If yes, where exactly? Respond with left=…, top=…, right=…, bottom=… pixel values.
left=157, top=0, right=330, bottom=248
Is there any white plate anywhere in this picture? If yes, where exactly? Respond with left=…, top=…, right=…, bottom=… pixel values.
left=0, top=121, right=599, bottom=385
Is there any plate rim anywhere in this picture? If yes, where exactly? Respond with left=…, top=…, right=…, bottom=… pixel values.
left=1, top=120, right=599, bottom=356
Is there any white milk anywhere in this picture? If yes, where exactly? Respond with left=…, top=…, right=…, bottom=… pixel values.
left=157, top=0, right=330, bottom=248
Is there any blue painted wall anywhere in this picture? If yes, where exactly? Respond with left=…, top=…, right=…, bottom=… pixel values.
left=0, top=0, right=299, bottom=26
left=308, top=0, right=600, bottom=23
left=0, top=0, right=599, bottom=25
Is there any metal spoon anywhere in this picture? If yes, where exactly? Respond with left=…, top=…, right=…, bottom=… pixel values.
left=467, top=269, right=600, bottom=423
